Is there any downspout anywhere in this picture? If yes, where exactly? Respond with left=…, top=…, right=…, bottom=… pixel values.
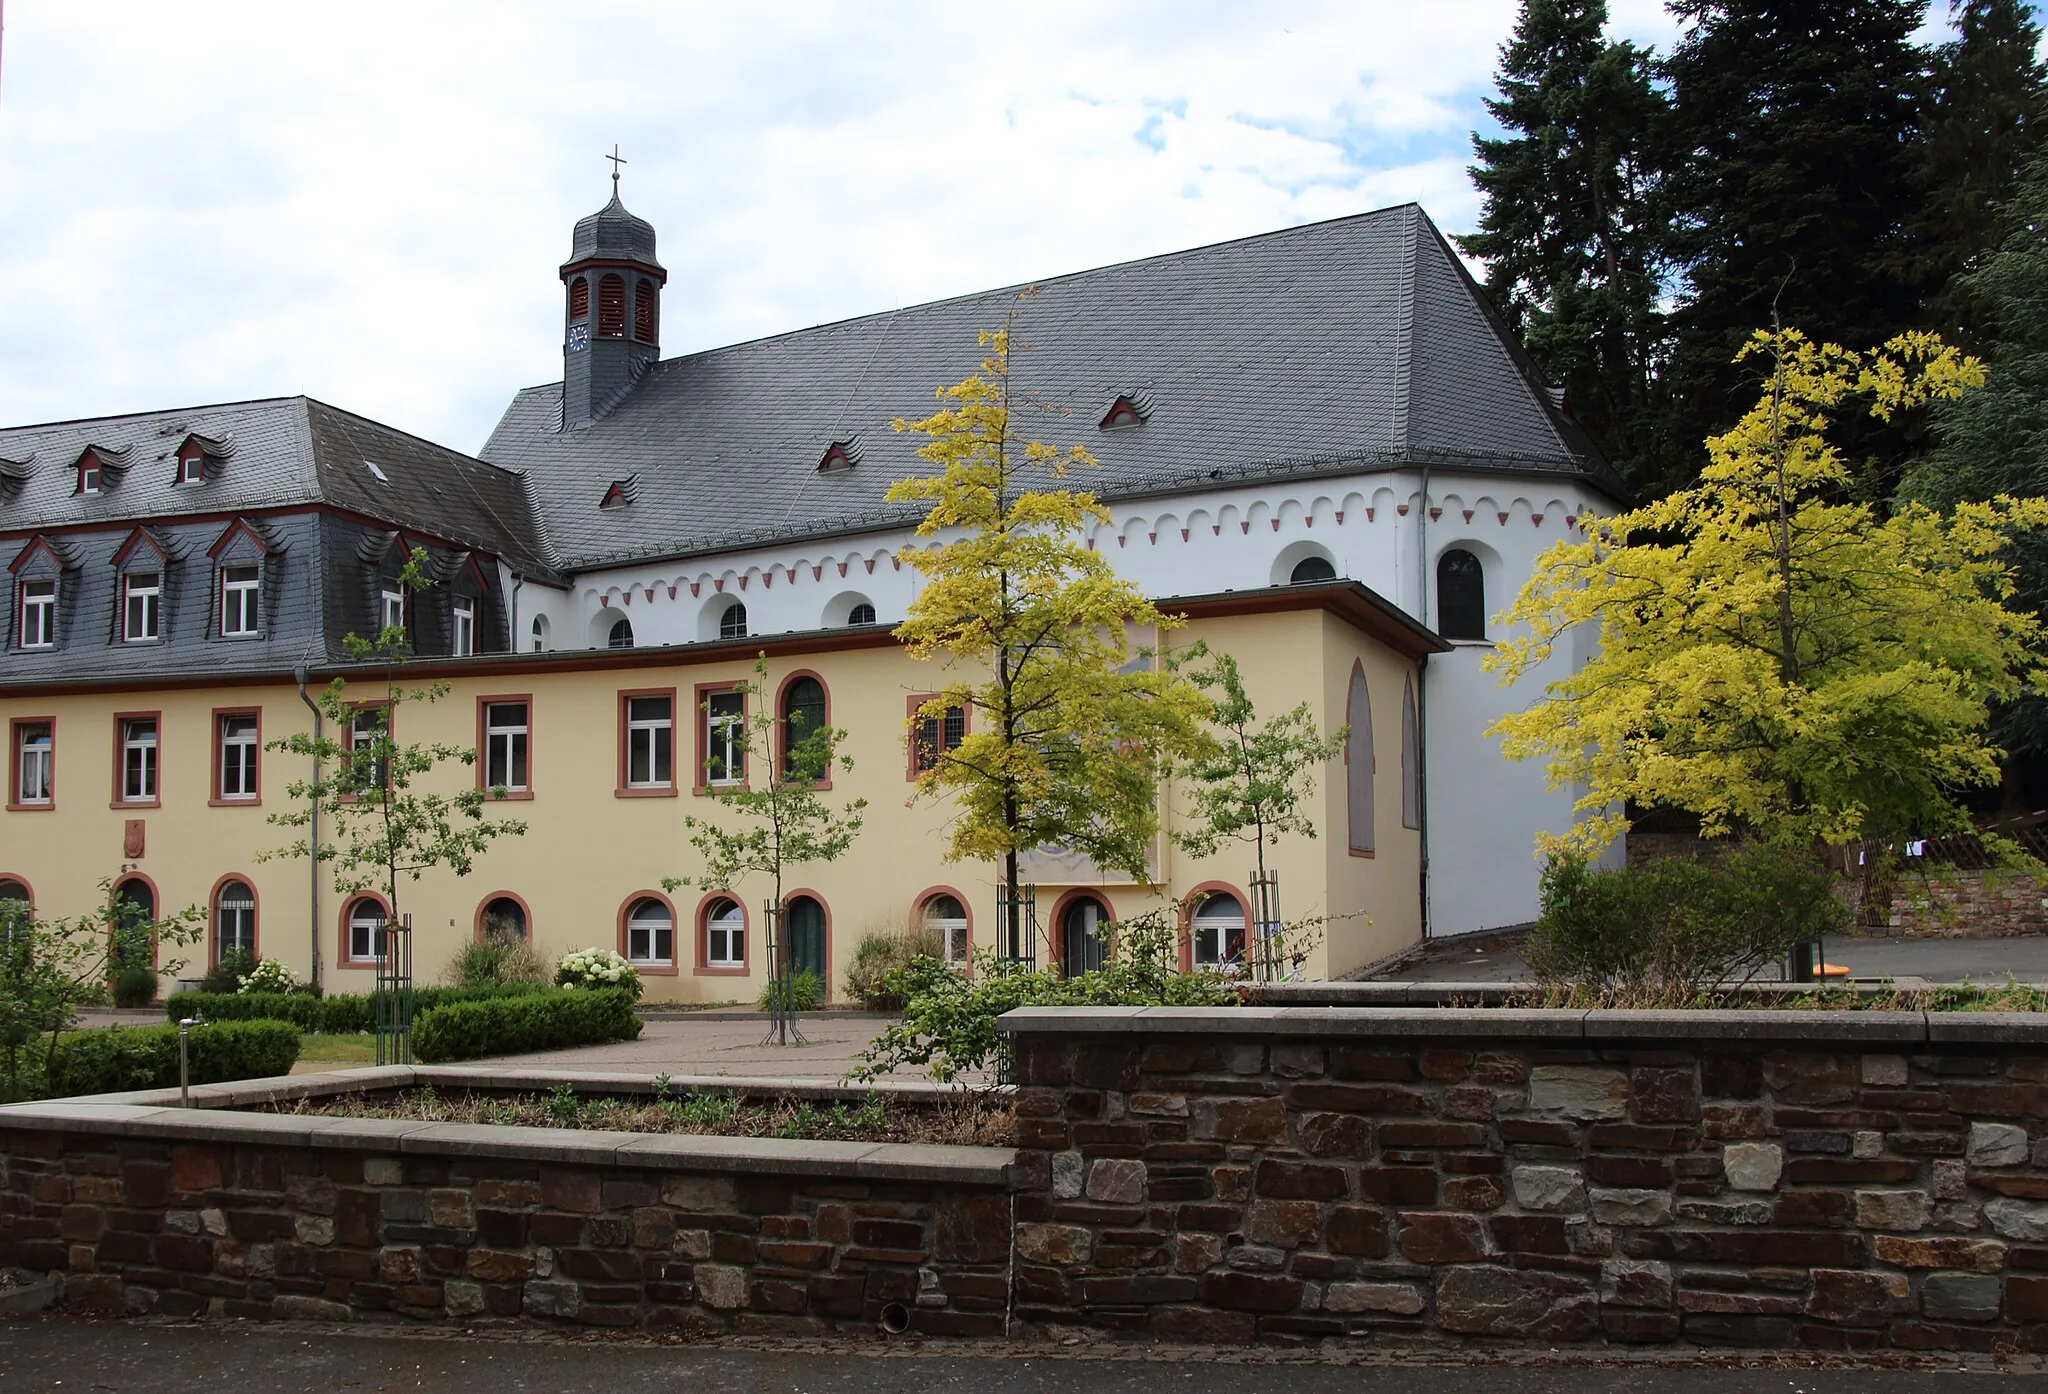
left=294, top=664, right=324, bottom=992
left=1415, top=463, right=1433, bottom=940
left=510, top=572, right=524, bottom=653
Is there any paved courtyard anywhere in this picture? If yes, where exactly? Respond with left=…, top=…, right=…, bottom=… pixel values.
left=488, top=1009, right=901, bottom=1079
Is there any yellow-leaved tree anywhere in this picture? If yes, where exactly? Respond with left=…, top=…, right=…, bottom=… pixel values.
left=887, top=309, right=1210, bottom=957
left=1487, top=327, right=2048, bottom=859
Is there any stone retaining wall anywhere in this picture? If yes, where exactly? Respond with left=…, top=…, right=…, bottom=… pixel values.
left=1881, top=870, right=2048, bottom=939
left=1001, top=1007, right=2048, bottom=1351
left=0, top=1068, right=1013, bottom=1334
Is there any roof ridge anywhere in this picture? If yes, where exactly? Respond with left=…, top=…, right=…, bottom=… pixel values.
left=1390, top=206, right=1419, bottom=456
left=0, top=394, right=306, bottom=437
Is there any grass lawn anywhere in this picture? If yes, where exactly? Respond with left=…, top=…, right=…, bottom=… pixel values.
left=296, top=1033, right=377, bottom=1063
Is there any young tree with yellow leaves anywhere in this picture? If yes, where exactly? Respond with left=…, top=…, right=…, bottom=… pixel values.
left=887, top=308, right=1210, bottom=959
left=1487, top=328, right=2048, bottom=860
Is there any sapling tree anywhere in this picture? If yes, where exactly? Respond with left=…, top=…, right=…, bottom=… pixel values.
left=887, top=306, right=1210, bottom=956
left=264, top=549, right=528, bottom=944
left=665, top=654, right=867, bottom=1032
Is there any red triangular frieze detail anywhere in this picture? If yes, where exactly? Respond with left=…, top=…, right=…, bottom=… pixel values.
left=863, top=558, right=875, bottom=573
left=1429, top=508, right=1443, bottom=521
left=1462, top=510, right=1474, bottom=523
left=714, top=578, right=725, bottom=592
left=812, top=565, right=822, bottom=582
left=837, top=562, right=847, bottom=577
left=1179, top=529, right=1189, bottom=542
left=1335, top=511, right=1344, bottom=524
left=1397, top=505, right=1409, bottom=516
left=1498, top=512, right=1508, bottom=525
left=1364, top=508, right=1374, bottom=522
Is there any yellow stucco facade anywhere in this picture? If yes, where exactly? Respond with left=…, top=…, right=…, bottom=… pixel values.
left=0, top=595, right=1431, bottom=1001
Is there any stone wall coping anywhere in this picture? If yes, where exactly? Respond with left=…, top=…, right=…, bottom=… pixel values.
left=1251, top=979, right=1954, bottom=1008
left=0, top=1098, right=1017, bottom=1189
left=995, top=1003, right=2048, bottom=1043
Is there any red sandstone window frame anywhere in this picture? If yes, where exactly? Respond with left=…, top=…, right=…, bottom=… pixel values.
left=209, top=706, right=262, bottom=807
left=7, top=715, right=55, bottom=812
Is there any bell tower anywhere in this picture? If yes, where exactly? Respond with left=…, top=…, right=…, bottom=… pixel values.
left=559, top=152, right=666, bottom=430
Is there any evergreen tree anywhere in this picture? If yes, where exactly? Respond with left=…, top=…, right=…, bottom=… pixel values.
left=1460, top=0, right=1669, bottom=481
left=1914, top=0, right=2046, bottom=341
left=1656, top=0, right=1930, bottom=492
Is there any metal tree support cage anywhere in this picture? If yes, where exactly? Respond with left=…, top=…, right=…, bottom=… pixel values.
left=996, top=883, right=1038, bottom=971
left=1248, top=870, right=1284, bottom=984
left=373, top=913, right=414, bottom=1066
left=761, top=899, right=807, bottom=1047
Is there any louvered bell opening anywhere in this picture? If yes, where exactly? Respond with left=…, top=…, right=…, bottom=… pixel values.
left=597, top=275, right=626, bottom=338
left=568, top=276, right=590, bottom=322
left=633, top=279, right=656, bottom=343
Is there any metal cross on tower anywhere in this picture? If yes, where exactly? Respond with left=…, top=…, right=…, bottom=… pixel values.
left=606, top=144, right=628, bottom=192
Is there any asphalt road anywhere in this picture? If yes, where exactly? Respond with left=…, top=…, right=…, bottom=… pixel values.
left=0, top=1319, right=2034, bottom=1392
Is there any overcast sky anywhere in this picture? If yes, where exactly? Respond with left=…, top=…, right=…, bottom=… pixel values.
left=0, top=2, right=1957, bottom=455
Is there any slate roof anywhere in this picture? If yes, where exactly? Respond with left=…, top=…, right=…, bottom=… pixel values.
left=484, top=202, right=1621, bottom=571
left=0, top=396, right=555, bottom=577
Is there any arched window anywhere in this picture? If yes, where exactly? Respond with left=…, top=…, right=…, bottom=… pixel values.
left=597, top=274, right=627, bottom=338
left=531, top=615, right=550, bottom=653
left=1401, top=673, right=1420, bottom=831
left=633, top=278, right=657, bottom=343
left=345, top=896, right=387, bottom=964
left=624, top=897, right=673, bottom=967
left=1290, top=555, right=1336, bottom=584
left=1191, top=893, right=1247, bottom=968
left=719, top=602, right=748, bottom=640
left=1346, top=663, right=1374, bottom=855
left=923, top=893, right=969, bottom=965
left=567, top=277, right=590, bottom=323
left=1437, top=549, right=1486, bottom=640
left=213, top=879, right=256, bottom=963
left=608, top=618, right=634, bottom=649
left=847, top=602, right=877, bottom=626
left=111, top=878, right=155, bottom=969
left=1059, top=895, right=1111, bottom=977
left=0, top=878, right=28, bottom=966
left=702, top=897, right=745, bottom=969
left=480, top=895, right=527, bottom=944
left=0, top=878, right=29, bottom=908
left=780, top=676, right=827, bottom=777
left=785, top=895, right=826, bottom=984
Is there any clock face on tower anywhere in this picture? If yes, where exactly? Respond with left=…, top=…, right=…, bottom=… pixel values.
left=567, top=323, right=591, bottom=354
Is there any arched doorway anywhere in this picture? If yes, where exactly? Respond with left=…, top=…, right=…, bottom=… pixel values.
left=480, top=896, right=527, bottom=944
left=786, top=895, right=826, bottom=987
left=1059, top=894, right=1111, bottom=977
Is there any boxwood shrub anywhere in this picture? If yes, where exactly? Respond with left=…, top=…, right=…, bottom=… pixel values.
left=46, top=1019, right=301, bottom=1098
left=165, top=983, right=547, bottom=1034
left=412, top=988, right=641, bottom=1064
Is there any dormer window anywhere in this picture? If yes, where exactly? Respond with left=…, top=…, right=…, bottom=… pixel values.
left=220, top=566, right=261, bottom=637
left=178, top=454, right=204, bottom=485
left=818, top=440, right=862, bottom=473
left=18, top=580, right=56, bottom=649
left=381, top=586, right=407, bottom=634
left=1099, top=394, right=1149, bottom=430
left=600, top=476, right=638, bottom=509
left=123, top=572, right=161, bottom=643
left=452, top=597, right=476, bottom=657
left=79, top=462, right=102, bottom=495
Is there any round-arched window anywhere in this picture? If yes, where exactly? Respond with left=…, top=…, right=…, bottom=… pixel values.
left=624, top=897, right=672, bottom=966
left=346, top=896, right=387, bottom=964
left=847, top=602, right=877, bottom=626
left=214, top=879, right=256, bottom=962
left=608, top=618, right=635, bottom=649
left=719, top=602, right=748, bottom=640
left=703, top=897, right=745, bottom=968
left=1289, top=555, right=1336, bottom=584
left=1191, top=893, right=1247, bottom=968
left=481, top=896, right=527, bottom=944
left=923, top=893, right=969, bottom=964
left=780, top=677, right=827, bottom=776
left=1060, top=896, right=1112, bottom=977
left=531, top=615, right=551, bottom=653
left=1437, top=549, right=1486, bottom=640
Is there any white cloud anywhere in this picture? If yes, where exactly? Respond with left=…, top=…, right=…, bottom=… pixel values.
left=0, top=0, right=1693, bottom=450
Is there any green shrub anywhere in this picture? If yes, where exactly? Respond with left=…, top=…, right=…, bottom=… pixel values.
left=112, top=965, right=158, bottom=1008
left=411, top=987, right=641, bottom=1064
left=759, top=970, right=823, bottom=1013
left=845, top=925, right=944, bottom=1011
left=1525, top=842, right=1849, bottom=995
left=167, top=982, right=546, bottom=1034
left=202, top=949, right=256, bottom=995
left=449, top=940, right=511, bottom=988
left=46, top=1019, right=300, bottom=1097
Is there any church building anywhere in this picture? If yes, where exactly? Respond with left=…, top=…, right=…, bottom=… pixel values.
left=0, top=186, right=1621, bottom=1001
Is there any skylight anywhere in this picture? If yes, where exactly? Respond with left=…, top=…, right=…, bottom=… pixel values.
left=365, top=460, right=390, bottom=484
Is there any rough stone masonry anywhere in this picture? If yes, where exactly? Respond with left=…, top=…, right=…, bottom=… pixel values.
left=1002, top=1006, right=2048, bottom=1350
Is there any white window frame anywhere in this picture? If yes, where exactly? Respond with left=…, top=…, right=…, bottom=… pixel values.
left=215, top=881, right=255, bottom=959
left=18, top=579, right=55, bottom=649
left=1192, top=896, right=1248, bottom=968
left=485, top=701, right=529, bottom=793
left=16, top=723, right=52, bottom=805
left=706, top=690, right=745, bottom=787
left=380, top=586, right=406, bottom=634
left=178, top=453, right=205, bottom=486
left=626, top=900, right=674, bottom=967
left=123, top=571, right=161, bottom=643
left=626, top=695, right=673, bottom=789
left=219, top=714, right=259, bottom=801
left=347, top=900, right=387, bottom=962
left=452, top=596, right=476, bottom=657
left=79, top=464, right=101, bottom=495
left=705, top=900, right=744, bottom=968
left=530, top=615, right=549, bottom=653
left=121, top=718, right=157, bottom=803
left=220, top=565, right=261, bottom=637
left=719, top=602, right=747, bottom=640
left=349, top=706, right=391, bottom=794
left=924, top=895, right=970, bottom=966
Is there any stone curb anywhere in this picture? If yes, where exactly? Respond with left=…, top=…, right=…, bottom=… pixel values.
left=995, top=1004, right=2048, bottom=1043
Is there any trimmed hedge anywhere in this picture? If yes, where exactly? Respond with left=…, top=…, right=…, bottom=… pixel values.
left=47, top=1020, right=301, bottom=1098
left=411, top=988, right=641, bottom=1064
left=165, top=982, right=547, bottom=1034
